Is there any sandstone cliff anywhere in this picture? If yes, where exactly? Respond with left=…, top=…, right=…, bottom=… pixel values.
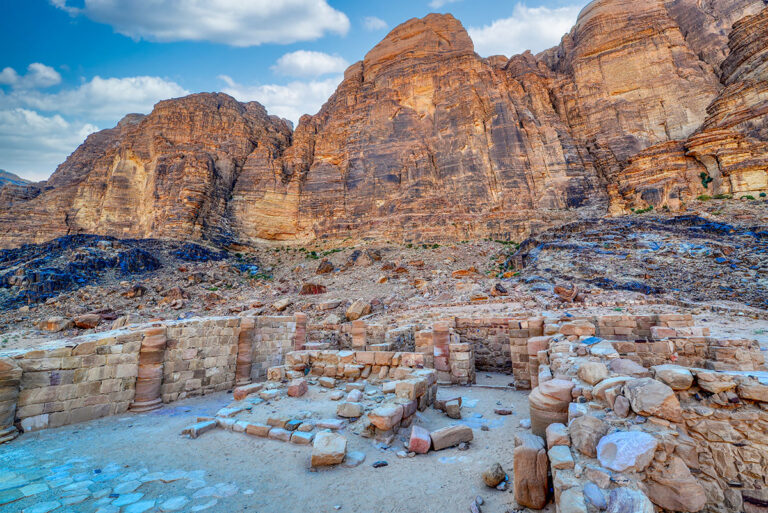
left=1, top=0, right=766, bottom=248
left=0, top=95, right=291, bottom=247
left=610, top=2, right=768, bottom=212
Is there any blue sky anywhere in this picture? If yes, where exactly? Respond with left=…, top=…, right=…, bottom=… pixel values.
left=0, top=0, right=590, bottom=181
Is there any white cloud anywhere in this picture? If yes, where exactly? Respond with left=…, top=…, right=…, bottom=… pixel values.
left=271, top=50, right=349, bottom=78
left=1, top=75, right=188, bottom=119
left=468, top=3, right=582, bottom=57
left=219, top=75, right=341, bottom=124
left=429, top=0, right=462, bottom=8
left=0, top=63, right=62, bottom=89
left=52, top=0, right=350, bottom=47
left=0, top=108, right=98, bottom=181
left=363, top=16, right=388, bottom=31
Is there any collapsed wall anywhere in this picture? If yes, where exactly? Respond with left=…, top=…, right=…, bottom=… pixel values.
left=520, top=315, right=767, bottom=513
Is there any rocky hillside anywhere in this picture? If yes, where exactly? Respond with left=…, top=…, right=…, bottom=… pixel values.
left=0, top=170, right=30, bottom=187
left=1, top=0, right=766, bottom=249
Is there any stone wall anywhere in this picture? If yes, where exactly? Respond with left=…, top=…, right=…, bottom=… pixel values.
left=509, top=314, right=764, bottom=389
left=273, top=350, right=433, bottom=382
left=161, top=317, right=241, bottom=403
left=454, top=318, right=514, bottom=373
left=11, top=328, right=142, bottom=432
left=0, top=314, right=301, bottom=437
left=523, top=318, right=768, bottom=513
left=250, top=316, right=298, bottom=381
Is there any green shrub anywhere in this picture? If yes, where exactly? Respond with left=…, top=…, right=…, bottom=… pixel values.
left=740, top=195, right=756, bottom=200
left=713, top=193, right=732, bottom=200
left=697, top=195, right=711, bottom=201
left=760, top=192, right=766, bottom=198
left=699, top=172, right=713, bottom=189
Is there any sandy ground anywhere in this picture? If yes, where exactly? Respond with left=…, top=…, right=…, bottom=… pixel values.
left=0, top=375, right=549, bottom=513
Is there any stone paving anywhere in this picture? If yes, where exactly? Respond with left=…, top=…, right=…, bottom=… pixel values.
left=0, top=446, right=245, bottom=512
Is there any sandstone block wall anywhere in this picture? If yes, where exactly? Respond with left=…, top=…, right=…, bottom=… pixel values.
left=541, top=330, right=768, bottom=513
left=276, top=350, right=432, bottom=382
left=0, top=314, right=301, bottom=437
left=454, top=318, right=514, bottom=373
left=13, top=329, right=142, bottom=432
left=509, top=314, right=763, bottom=389
left=161, top=317, right=241, bottom=403
left=250, top=316, right=298, bottom=381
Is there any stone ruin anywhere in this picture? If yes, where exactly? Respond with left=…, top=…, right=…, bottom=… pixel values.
left=0, top=310, right=766, bottom=513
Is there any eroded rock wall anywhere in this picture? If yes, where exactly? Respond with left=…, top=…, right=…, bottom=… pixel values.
left=1, top=2, right=766, bottom=247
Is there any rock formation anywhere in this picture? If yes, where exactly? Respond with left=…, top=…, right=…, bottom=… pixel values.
left=0, top=170, right=30, bottom=187
left=1, top=1, right=766, bottom=248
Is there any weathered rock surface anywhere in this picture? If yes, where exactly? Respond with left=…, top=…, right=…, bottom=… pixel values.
left=570, top=415, right=608, bottom=458
left=513, top=433, right=549, bottom=509
left=652, top=364, right=694, bottom=390
left=597, top=431, right=658, bottom=472
left=2, top=3, right=766, bottom=248
left=623, top=378, right=682, bottom=422
left=311, top=431, right=347, bottom=467
left=642, top=456, right=708, bottom=512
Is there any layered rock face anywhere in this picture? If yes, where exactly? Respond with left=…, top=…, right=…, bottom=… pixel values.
left=1, top=1, right=766, bottom=248
left=607, top=1, right=768, bottom=212
left=285, top=13, right=602, bottom=242
left=0, top=95, right=291, bottom=247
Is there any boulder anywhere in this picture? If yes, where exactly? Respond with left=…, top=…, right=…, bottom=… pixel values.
left=737, top=381, right=768, bottom=403
left=559, top=488, right=588, bottom=513
left=430, top=425, right=473, bottom=451
left=589, top=341, right=619, bottom=359
left=316, top=259, right=334, bottom=274
left=583, top=482, right=607, bottom=510
left=548, top=446, right=575, bottom=470
left=608, top=359, right=651, bottom=378
left=613, top=395, right=630, bottom=417
left=311, top=431, right=347, bottom=467
left=346, top=389, right=363, bottom=402
left=593, top=377, right=632, bottom=402
left=287, top=378, right=308, bottom=397
left=651, top=365, right=693, bottom=390
left=272, top=298, right=292, bottom=311
left=570, top=415, right=608, bottom=458
left=337, top=402, right=364, bottom=418
left=37, top=317, right=73, bottom=332
left=642, top=456, right=707, bottom=512
left=482, top=463, right=506, bottom=487
left=623, top=378, right=682, bottom=422
left=318, top=377, right=336, bottom=388
left=73, top=313, right=101, bottom=329
left=513, top=433, right=549, bottom=509
left=233, top=383, right=263, bottom=401
left=578, top=362, right=609, bottom=385
left=545, top=423, right=570, bottom=449
left=693, top=370, right=736, bottom=394
left=300, top=283, right=327, bottom=295
left=597, top=431, right=658, bottom=472
left=346, top=299, right=372, bottom=321
left=606, top=488, right=654, bottom=513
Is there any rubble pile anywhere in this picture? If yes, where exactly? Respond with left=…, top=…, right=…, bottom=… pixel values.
left=519, top=314, right=767, bottom=513
left=511, top=215, right=768, bottom=309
